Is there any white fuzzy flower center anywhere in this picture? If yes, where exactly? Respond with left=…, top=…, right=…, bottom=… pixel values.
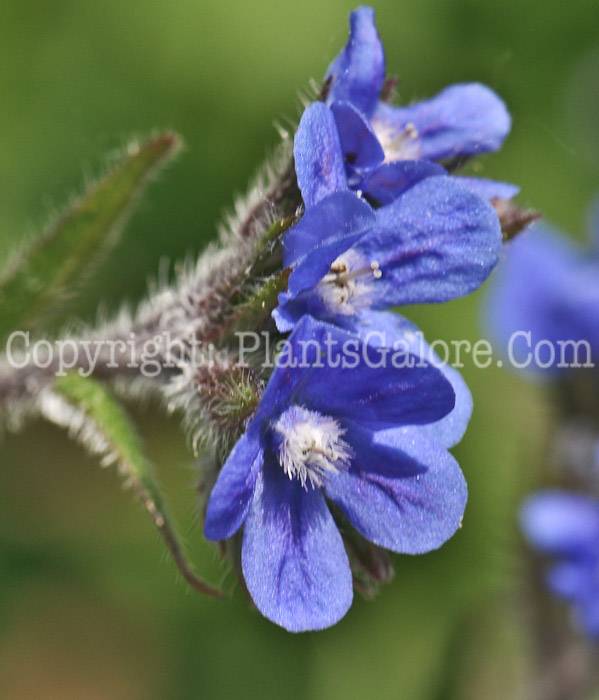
left=319, top=249, right=381, bottom=315
left=273, top=406, right=352, bottom=489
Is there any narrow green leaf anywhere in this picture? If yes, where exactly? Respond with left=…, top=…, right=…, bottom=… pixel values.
left=0, top=133, right=181, bottom=341
left=43, top=372, right=224, bottom=599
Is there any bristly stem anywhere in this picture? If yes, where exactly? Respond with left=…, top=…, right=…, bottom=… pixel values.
left=238, top=157, right=301, bottom=239
left=235, top=77, right=329, bottom=239
left=0, top=338, right=175, bottom=412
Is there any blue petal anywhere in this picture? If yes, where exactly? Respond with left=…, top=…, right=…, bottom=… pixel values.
left=340, top=420, right=428, bottom=478
left=242, top=460, right=352, bottom=632
left=372, top=83, right=511, bottom=161
left=271, top=303, right=297, bottom=334
left=484, top=225, right=599, bottom=373
left=294, top=103, right=347, bottom=208
left=284, top=316, right=455, bottom=430
left=355, top=175, right=502, bottom=305
left=520, top=491, right=599, bottom=556
left=204, top=430, right=264, bottom=541
left=325, top=429, right=467, bottom=553
left=272, top=285, right=333, bottom=334
left=325, top=6, right=385, bottom=116
left=453, top=176, right=520, bottom=201
left=342, top=310, right=472, bottom=448
left=275, top=192, right=375, bottom=333
left=547, top=561, right=595, bottom=600
left=360, top=160, right=446, bottom=205
left=330, top=101, right=385, bottom=169
left=282, top=191, right=375, bottom=269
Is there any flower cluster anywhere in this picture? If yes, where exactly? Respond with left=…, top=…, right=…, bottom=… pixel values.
left=521, top=491, right=599, bottom=639
left=203, top=6, right=514, bottom=631
left=275, top=5, right=511, bottom=334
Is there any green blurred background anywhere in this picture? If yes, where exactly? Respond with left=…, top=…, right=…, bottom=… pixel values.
left=1, top=1, right=598, bottom=698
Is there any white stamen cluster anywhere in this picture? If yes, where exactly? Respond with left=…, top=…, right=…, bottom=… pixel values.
left=370, top=119, right=420, bottom=162
left=273, top=406, right=352, bottom=489
left=318, top=249, right=381, bottom=315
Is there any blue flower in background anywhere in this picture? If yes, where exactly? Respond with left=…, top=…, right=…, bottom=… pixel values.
left=204, top=316, right=467, bottom=631
left=323, top=6, right=515, bottom=203
left=521, top=491, right=599, bottom=639
left=486, top=210, right=599, bottom=373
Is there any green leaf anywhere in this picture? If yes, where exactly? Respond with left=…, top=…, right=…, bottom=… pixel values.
left=0, top=133, right=181, bottom=341
left=42, top=371, right=224, bottom=599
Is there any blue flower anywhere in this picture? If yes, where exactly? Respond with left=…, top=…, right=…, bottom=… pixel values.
left=204, top=315, right=467, bottom=631
left=521, top=491, right=599, bottom=639
left=274, top=101, right=503, bottom=333
left=324, top=6, right=514, bottom=201
left=486, top=213, right=599, bottom=373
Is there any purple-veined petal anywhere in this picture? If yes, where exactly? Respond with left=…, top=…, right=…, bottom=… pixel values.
left=282, top=191, right=375, bottom=269
left=294, top=102, right=347, bottom=208
left=283, top=317, right=455, bottom=430
left=361, top=160, right=446, bottom=205
left=372, top=83, right=511, bottom=162
left=330, top=101, right=385, bottom=169
left=453, top=176, right=520, bottom=201
left=204, top=430, right=264, bottom=541
left=354, top=175, right=502, bottom=306
left=520, top=491, right=599, bottom=556
left=342, top=310, right=472, bottom=448
left=242, top=462, right=352, bottom=632
left=325, top=6, right=385, bottom=117
left=340, top=420, right=428, bottom=478
left=325, top=429, right=467, bottom=553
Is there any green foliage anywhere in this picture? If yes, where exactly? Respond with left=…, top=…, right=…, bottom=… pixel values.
left=49, top=372, right=224, bottom=599
left=0, top=133, right=180, bottom=342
